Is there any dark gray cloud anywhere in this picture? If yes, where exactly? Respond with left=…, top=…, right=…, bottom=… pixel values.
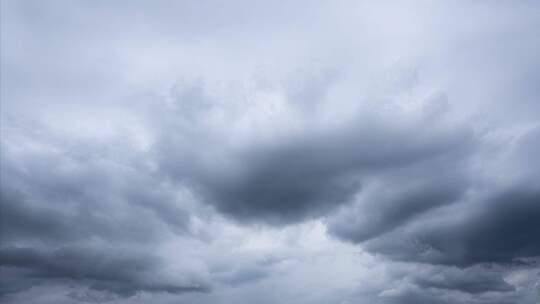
left=0, top=122, right=206, bottom=299
left=363, top=185, right=540, bottom=266
left=342, top=126, right=540, bottom=267
left=2, top=0, right=540, bottom=303
left=346, top=262, right=539, bottom=304
left=0, top=120, right=194, bottom=243
left=410, top=266, right=515, bottom=294
left=0, top=246, right=208, bottom=297
left=156, top=85, right=474, bottom=225
left=327, top=149, right=470, bottom=242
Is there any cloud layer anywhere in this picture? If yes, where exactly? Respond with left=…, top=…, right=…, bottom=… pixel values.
left=1, top=1, right=540, bottom=303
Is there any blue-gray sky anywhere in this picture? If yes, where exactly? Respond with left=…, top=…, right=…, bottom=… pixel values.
left=1, top=1, right=540, bottom=303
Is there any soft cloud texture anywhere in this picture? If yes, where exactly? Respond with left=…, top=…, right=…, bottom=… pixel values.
left=1, top=1, right=540, bottom=303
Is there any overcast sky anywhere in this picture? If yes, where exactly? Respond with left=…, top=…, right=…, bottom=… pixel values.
left=1, top=1, right=540, bottom=303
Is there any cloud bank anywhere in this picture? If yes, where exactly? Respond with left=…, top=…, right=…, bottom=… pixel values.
left=1, top=1, right=540, bottom=303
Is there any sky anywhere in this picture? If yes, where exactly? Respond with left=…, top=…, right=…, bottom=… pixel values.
left=1, top=1, right=540, bottom=303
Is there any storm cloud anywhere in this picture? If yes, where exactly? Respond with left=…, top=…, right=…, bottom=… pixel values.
left=156, top=86, right=475, bottom=225
left=0, top=246, right=208, bottom=297
left=1, top=1, right=540, bottom=303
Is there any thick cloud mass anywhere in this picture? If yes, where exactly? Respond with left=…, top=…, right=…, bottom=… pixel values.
left=364, top=185, right=540, bottom=266
left=0, top=246, right=207, bottom=297
left=157, top=95, right=473, bottom=224
left=345, top=125, right=540, bottom=266
left=2, top=1, right=540, bottom=303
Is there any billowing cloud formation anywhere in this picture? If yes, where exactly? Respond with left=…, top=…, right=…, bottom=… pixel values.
left=2, top=0, right=540, bottom=303
left=0, top=121, right=210, bottom=298
left=156, top=84, right=474, bottom=225
left=363, top=185, right=540, bottom=266
left=335, top=125, right=540, bottom=265
left=0, top=246, right=207, bottom=297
